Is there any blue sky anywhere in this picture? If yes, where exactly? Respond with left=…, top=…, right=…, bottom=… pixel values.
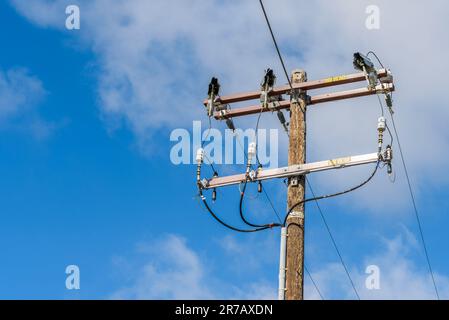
left=1, top=0, right=449, bottom=299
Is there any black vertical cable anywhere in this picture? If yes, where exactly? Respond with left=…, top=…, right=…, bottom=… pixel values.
left=306, top=178, right=361, bottom=300
left=258, top=0, right=304, bottom=113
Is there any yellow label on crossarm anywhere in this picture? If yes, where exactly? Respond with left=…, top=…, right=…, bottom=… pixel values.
left=324, top=75, right=347, bottom=83
left=329, top=157, right=351, bottom=166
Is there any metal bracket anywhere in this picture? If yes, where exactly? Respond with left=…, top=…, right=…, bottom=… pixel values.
left=290, top=89, right=308, bottom=107
left=289, top=176, right=300, bottom=187
left=362, top=66, right=378, bottom=90
left=248, top=170, right=257, bottom=181
left=215, top=102, right=228, bottom=112
left=203, top=152, right=381, bottom=189
left=267, top=100, right=281, bottom=111
left=261, top=90, right=282, bottom=110
left=260, top=90, right=269, bottom=109
left=219, top=109, right=228, bottom=119
left=206, top=97, right=224, bottom=117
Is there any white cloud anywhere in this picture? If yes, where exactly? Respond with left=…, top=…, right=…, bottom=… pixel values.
left=110, top=234, right=277, bottom=300
left=0, top=68, right=45, bottom=120
left=10, top=0, right=449, bottom=189
left=110, top=230, right=447, bottom=300
left=305, top=230, right=449, bottom=300
left=8, top=1, right=449, bottom=300
left=111, top=234, right=213, bottom=299
left=0, top=67, right=55, bottom=138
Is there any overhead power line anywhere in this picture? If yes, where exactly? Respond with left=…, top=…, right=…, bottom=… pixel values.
left=258, top=0, right=304, bottom=113
left=306, top=178, right=360, bottom=300
left=370, top=51, right=440, bottom=300
left=390, top=113, right=440, bottom=300
left=305, top=264, right=324, bottom=300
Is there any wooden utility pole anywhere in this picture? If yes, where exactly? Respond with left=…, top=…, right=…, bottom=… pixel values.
left=285, top=69, right=307, bottom=300
left=198, top=62, right=395, bottom=300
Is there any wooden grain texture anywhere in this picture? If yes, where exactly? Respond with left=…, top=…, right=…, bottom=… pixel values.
left=285, top=70, right=307, bottom=300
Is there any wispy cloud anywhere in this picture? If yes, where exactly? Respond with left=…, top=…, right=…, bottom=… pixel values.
left=10, top=0, right=449, bottom=195
left=110, top=234, right=277, bottom=300
left=0, top=68, right=45, bottom=120
left=305, top=229, right=449, bottom=300
left=111, top=234, right=214, bottom=299
left=0, top=67, right=56, bottom=138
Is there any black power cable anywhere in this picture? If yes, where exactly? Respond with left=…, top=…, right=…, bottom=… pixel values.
left=283, top=161, right=380, bottom=227
left=306, top=178, right=360, bottom=300
left=239, top=179, right=282, bottom=229
left=258, top=0, right=305, bottom=114
left=390, top=113, right=440, bottom=300
left=234, top=130, right=283, bottom=224
left=198, top=187, right=276, bottom=233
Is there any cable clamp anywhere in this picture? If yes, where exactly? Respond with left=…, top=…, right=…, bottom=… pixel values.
left=379, top=69, right=394, bottom=84
left=218, top=109, right=228, bottom=119
left=215, top=102, right=227, bottom=112
left=248, top=170, right=257, bottom=181
left=261, top=90, right=281, bottom=110
left=266, top=95, right=282, bottom=111
left=366, top=70, right=378, bottom=90
left=380, top=145, right=393, bottom=163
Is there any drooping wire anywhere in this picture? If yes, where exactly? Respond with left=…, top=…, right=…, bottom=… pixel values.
left=262, top=186, right=283, bottom=224
left=196, top=117, right=274, bottom=232
left=280, top=162, right=380, bottom=300
left=239, top=180, right=282, bottom=228
left=258, top=1, right=361, bottom=298
left=370, top=51, right=439, bottom=299
left=306, top=178, right=360, bottom=300
left=234, top=128, right=283, bottom=224
left=389, top=112, right=440, bottom=300
left=198, top=188, right=275, bottom=233
left=376, top=92, right=385, bottom=116
left=283, top=161, right=380, bottom=226
left=375, top=90, right=394, bottom=146
left=201, top=116, right=213, bottom=148
left=201, top=116, right=219, bottom=176
left=258, top=0, right=304, bottom=114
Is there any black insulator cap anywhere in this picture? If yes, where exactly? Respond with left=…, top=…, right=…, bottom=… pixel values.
left=208, top=77, right=220, bottom=96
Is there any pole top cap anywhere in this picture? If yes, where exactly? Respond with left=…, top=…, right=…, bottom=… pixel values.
left=291, top=69, right=307, bottom=82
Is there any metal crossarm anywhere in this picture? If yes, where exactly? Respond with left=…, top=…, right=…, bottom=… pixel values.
left=214, top=83, right=394, bottom=120
left=203, top=152, right=380, bottom=189
left=203, top=68, right=391, bottom=107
